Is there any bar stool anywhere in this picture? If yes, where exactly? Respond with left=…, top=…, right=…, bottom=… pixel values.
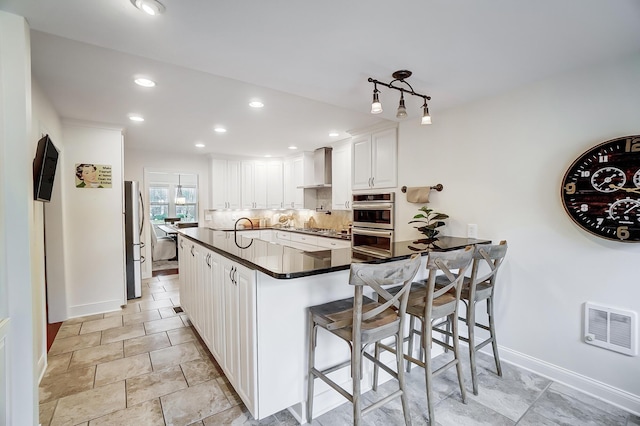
left=435, top=241, right=508, bottom=395
left=306, top=254, right=422, bottom=426
left=373, top=246, right=474, bottom=425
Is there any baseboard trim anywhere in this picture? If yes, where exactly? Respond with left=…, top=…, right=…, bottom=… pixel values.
left=68, top=299, right=124, bottom=319
left=497, top=346, right=640, bottom=416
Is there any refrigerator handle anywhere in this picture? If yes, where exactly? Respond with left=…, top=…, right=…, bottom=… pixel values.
left=140, top=255, right=146, bottom=264
left=138, top=191, right=145, bottom=237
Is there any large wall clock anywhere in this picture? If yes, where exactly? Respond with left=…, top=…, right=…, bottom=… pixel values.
left=561, top=135, right=640, bottom=242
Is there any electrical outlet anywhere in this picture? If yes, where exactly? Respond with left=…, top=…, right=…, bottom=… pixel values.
left=205, top=214, right=212, bottom=221
left=467, top=224, right=478, bottom=238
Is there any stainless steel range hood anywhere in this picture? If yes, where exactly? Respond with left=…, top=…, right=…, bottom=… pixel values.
left=300, top=147, right=332, bottom=188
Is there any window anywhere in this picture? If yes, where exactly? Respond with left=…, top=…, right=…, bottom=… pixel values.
left=149, top=182, right=198, bottom=224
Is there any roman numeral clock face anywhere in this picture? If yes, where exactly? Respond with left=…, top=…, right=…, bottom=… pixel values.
left=561, top=135, right=640, bottom=242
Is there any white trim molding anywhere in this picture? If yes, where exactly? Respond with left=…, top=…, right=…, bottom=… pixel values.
left=498, top=346, right=640, bottom=416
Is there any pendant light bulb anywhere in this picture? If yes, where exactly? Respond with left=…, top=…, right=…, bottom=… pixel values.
left=176, top=174, right=186, bottom=205
left=396, top=92, right=407, bottom=118
left=371, top=88, right=383, bottom=114
left=421, top=101, right=432, bottom=125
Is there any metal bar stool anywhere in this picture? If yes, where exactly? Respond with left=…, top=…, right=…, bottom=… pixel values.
left=435, top=240, right=508, bottom=395
left=306, top=254, right=422, bottom=426
left=373, top=246, right=474, bottom=425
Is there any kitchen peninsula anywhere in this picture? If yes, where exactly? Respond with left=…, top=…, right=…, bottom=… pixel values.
left=177, top=227, right=488, bottom=421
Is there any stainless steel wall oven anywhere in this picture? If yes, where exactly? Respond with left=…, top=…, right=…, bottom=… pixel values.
left=351, top=192, right=395, bottom=257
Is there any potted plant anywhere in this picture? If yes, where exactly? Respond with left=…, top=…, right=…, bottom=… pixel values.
left=409, top=206, right=449, bottom=243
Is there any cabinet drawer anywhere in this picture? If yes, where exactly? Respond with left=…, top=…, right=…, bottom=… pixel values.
left=290, top=233, right=318, bottom=246
left=274, top=231, right=290, bottom=241
left=316, top=237, right=351, bottom=249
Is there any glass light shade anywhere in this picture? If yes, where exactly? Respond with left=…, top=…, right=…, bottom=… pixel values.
left=396, top=93, right=407, bottom=118
left=371, top=91, right=383, bottom=114
left=175, top=196, right=186, bottom=205
left=421, top=104, right=432, bottom=125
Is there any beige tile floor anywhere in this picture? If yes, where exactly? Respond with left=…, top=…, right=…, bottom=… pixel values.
left=40, top=274, right=292, bottom=426
left=40, top=273, right=640, bottom=426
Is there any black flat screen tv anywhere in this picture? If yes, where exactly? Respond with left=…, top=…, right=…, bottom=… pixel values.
left=33, top=134, right=59, bottom=202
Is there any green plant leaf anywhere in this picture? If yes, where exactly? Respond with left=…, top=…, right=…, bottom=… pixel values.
left=413, top=214, right=427, bottom=219
left=431, top=213, right=449, bottom=220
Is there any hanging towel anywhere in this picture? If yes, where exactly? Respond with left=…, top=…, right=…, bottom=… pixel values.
left=406, top=187, right=431, bottom=203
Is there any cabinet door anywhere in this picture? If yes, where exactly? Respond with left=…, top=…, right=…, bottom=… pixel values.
left=210, top=158, right=228, bottom=209
left=292, top=156, right=305, bottom=208
left=266, top=161, right=283, bottom=209
left=178, top=236, right=189, bottom=310
left=210, top=252, right=224, bottom=363
left=352, top=134, right=372, bottom=190
left=240, top=161, right=255, bottom=209
left=223, top=260, right=239, bottom=386
left=332, top=141, right=352, bottom=210
left=282, top=158, right=295, bottom=209
left=371, top=128, right=397, bottom=189
left=235, top=263, right=257, bottom=415
left=201, top=249, right=214, bottom=351
left=253, top=161, right=267, bottom=209
left=227, top=160, right=242, bottom=209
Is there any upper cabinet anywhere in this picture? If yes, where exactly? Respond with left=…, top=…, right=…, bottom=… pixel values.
left=211, top=158, right=241, bottom=209
left=352, top=127, right=397, bottom=190
left=332, top=141, right=352, bottom=210
left=266, top=161, right=284, bottom=209
left=241, top=161, right=267, bottom=209
left=283, top=153, right=313, bottom=209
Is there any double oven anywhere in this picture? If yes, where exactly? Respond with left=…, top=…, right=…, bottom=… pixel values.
left=351, top=192, right=395, bottom=257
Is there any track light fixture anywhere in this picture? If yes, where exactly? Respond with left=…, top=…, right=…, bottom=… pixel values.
left=368, top=70, right=432, bottom=125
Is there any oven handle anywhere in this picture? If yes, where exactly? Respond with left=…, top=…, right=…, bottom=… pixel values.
left=351, top=245, right=392, bottom=257
left=351, top=203, right=394, bottom=210
left=352, top=228, right=393, bottom=238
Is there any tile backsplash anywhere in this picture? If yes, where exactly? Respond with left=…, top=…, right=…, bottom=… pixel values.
left=202, top=208, right=352, bottom=232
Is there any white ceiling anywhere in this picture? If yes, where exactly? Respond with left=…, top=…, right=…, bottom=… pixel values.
left=2, top=0, right=640, bottom=158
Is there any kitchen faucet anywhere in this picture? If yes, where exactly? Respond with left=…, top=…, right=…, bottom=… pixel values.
left=234, top=217, right=254, bottom=249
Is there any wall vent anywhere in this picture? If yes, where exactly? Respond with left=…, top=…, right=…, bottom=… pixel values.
left=584, top=302, right=637, bottom=356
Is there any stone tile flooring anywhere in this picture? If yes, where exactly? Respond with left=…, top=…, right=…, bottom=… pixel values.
left=40, top=274, right=640, bottom=425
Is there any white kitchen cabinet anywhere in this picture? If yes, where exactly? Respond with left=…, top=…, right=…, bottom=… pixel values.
left=352, top=127, right=397, bottom=190
left=180, top=238, right=257, bottom=416
left=211, top=158, right=241, bottom=209
left=283, top=153, right=313, bottom=209
left=331, top=141, right=352, bottom=209
left=221, top=257, right=257, bottom=415
left=241, top=161, right=267, bottom=209
left=266, top=161, right=284, bottom=209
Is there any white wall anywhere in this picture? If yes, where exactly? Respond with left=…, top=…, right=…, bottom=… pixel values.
left=124, top=147, right=210, bottom=278
left=396, top=53, right=640, bottom=411
left=0, top=11, right=38, bottom=424
left=62, top=124, right=126, bottom=317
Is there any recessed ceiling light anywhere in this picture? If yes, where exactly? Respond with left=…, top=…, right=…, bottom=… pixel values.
left=329, top=132, right=340, bottom=137
left=214, top=127, right=227, bottom=133
left=130, top=0, right=165, bottom=15
left=195, top=143, right=205, bottom=148
left=288, top=146, right=298, bottom=150
left=134, top=77, right=156, bottom=87
left=249, top=101, right=264, bottom=108
left=265, top=154, right=272, bottom=158
left=129, top=115, right=144, bottom=122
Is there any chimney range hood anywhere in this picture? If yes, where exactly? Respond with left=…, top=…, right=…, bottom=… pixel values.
left=299, top=147, right=332, bottom=189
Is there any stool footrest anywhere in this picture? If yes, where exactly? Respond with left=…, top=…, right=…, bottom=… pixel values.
left=310, top=367, right=353, bottom=402
left=362, top=390, right=404, bottom=416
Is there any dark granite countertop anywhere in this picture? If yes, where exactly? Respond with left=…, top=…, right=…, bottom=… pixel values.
left=210, top=226, right=352, bottom=241
left=178, top=227, right=490, bottom=279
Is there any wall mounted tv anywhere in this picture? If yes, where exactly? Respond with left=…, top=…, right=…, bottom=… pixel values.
left=33, top=134, right=59, bottom=202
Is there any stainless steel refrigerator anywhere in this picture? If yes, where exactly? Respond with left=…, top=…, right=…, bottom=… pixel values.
left=124, top=180, right=144, bottom=299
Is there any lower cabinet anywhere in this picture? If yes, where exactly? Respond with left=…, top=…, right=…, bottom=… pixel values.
left=179, top=236, right=257, bottom=417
